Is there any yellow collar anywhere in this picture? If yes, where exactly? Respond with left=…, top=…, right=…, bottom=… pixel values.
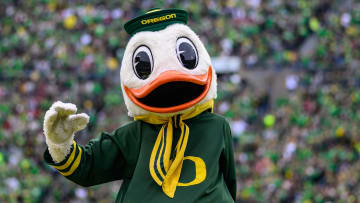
left=134, top=100, right=213, bottom=198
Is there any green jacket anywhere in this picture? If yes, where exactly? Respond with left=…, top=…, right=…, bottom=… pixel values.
left=44, top=111, right=236, bottom=202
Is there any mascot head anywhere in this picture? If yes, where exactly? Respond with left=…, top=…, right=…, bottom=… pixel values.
left=121, top=8, right=217, bottom=117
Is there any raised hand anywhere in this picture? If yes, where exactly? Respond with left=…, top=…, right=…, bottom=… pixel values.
left=43, top=101, right=89, bottom=162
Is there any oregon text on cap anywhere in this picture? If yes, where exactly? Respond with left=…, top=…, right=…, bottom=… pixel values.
left=141, top=13, right=177, bottom=25
left=124, top=8, right=188, bottom=36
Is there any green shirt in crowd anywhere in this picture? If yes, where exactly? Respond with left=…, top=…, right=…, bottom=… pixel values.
left=44, top=111, right=236, bottom=202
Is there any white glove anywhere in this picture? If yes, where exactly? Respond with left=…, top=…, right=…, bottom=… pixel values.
left=43, top=101, right=89, bottom=163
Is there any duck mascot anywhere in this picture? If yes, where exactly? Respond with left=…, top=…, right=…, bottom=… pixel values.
left=43, top=8, right=236, bottom=202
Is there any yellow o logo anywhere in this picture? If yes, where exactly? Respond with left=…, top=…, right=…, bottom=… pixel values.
left=177, top=156, right=206, bottom=186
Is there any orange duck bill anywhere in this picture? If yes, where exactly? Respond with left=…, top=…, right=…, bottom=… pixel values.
left=124, top=66, right=213, bottom=113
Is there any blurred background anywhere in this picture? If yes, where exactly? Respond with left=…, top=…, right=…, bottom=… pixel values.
left=0, top=0, right=360, bottom=202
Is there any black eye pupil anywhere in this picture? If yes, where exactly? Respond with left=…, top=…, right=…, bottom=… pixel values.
left=179, top=42, right=197, bottom=69
left=134, top=51, right=151, bottom=79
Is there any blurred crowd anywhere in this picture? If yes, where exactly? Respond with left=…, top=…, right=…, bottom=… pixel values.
left=0, top=0, right=359, bottom=202
left=218, top=68, right=360, bottom=202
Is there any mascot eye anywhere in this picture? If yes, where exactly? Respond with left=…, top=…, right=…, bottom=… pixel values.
left=176, top=37, right=198, bottom=70
left=132, top=45, right=153, bottom=80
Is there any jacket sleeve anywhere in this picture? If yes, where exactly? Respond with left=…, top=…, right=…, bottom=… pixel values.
left=220, top=120, right=237, bottom=201
left=43, top=121, right=142, bottom=187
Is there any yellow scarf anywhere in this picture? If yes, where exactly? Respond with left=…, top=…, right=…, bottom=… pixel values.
left=134, top=100, right=214, bottom=198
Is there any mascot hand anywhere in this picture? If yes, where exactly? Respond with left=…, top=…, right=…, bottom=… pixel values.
left=43, top=101, right=89, bottom=163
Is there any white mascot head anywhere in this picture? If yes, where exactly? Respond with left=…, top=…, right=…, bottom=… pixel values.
left=121, top=8, right=217, bottom=118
